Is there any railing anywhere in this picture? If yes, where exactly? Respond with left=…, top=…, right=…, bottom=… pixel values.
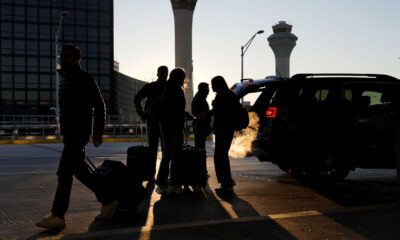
left=0, top=115, right=193, bottom=140
left=0, top=115, right=147, bottom=139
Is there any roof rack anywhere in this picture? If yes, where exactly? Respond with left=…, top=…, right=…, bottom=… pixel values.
left=291, top=73, right=399, bottom=81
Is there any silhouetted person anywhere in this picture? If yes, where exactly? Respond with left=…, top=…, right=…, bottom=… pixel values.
left=156, top=68, right=186, bottom=194
left=134, top=66, right=169, bottom=181
left=211, top=76, right=237, bottom=193
left=192, top=82, right=211, bottom=150
left=36, top=44, right=116, bottom=229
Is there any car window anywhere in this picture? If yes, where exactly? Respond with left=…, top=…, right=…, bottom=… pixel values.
left=251, top=82, right=281, bottom=112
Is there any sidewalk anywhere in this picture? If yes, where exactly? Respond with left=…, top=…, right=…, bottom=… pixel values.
left=16, top=171, right=400, bottom=240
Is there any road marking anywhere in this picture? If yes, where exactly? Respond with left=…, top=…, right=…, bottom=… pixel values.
left=38, top=203, right=396, bottom=240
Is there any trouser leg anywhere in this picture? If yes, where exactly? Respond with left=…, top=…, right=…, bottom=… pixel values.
left=147, top=119, right=160, bottom=179
left=156, top=124, right=170, bottom=186
left=214, top=129, right=235, bottom=188
left=51, top=143, right=80, bottom=219
left=169, top=127, right=183, bottom=185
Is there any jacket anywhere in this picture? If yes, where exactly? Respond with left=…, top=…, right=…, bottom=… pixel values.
left=59, top=64, right=106, bottom=137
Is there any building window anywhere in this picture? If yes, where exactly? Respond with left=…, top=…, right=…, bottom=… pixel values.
left=99, top=28, right=110, bottom=42
left=1, top=22, right=12, bottom=37
left=14, top=6, right=26, bottom=21
left=39, top=25, right=51, bottom=39
left=87, top=59, right=99, bottom=74
left=99, top=44, right=109, bottom=57
left=39, top=74, right=51, bottom=89
left=76, top=10, right=86, bottom=25
left=27, top=57, right=38, bottom=72
left=1, top=73, right=12, bottom=88
left=99, top=0, right=110, bottom=11
left=63, top=25, right=75, bottom=40
left=1, top=90, right=12, bottom=101
left=39, top=8, right=50, bottom=23
left=1, top=56, right=12, bottom=71
left=27, top=91, right=38, bottom=106
left=15, top=74, right=26, bottom=89
left=27, top=7, right=38, bottom=21
left=14, top=57, right=25, bottom=71
left=87, top=43, right=98, bottom=58
left=27, top=24, right=39, bottom=39
left=14, top=23, right=26, bottom=38
left=14, top=40, right=25, bottom=55
left=76, top=26, right=87, bottom=41
left=39, top=57, right=51, bottom=72
left=88, top=0, right=98, bottom=10
left=1, top=5, right=12, bottom=21
left=39, top=41, right=51, bottom=56
left=27, top=74, right=38, bottom=89
left=27, top=40, right=38, bottom=55
left=88, top=11, right=98, bottom=26
left=88, top=27, right=98, bottom=41
left=1, top=39, right=12, bottom=54
left=99, top=60, right=110, bottom=74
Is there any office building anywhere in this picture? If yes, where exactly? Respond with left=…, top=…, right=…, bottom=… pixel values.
left=0, top=0, right=114, bottom=115
left=113, top=70, right=146, bottom=123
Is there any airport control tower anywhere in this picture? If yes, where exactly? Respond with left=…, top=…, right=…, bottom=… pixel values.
left=267, top=21, right=298, bottom=78
left=170, top=0, right=197, bottom=111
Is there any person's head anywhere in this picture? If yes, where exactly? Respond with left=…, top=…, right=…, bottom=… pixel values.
left=211, top=76, right=228, bottom=93
left=168, top=68, right=186, bottom=87
left=59, top=44, right=81, bottom=69
left=197, top=82, right=209, bottom=97
left=157, top=65, right=169, bottom=82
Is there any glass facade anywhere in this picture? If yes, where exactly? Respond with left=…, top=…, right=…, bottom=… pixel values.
left=0, top=0, right=114, bottom=115
left=114, top=71, right=146, bottom=123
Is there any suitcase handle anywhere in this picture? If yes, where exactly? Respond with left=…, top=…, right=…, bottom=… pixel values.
left=85, top=156, right=97, bottom=172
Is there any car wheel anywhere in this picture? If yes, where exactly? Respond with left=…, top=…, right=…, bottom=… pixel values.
left=307, top=149, right=350, bottom=184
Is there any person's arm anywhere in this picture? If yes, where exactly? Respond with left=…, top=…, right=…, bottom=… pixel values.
left=134, top=84, right=149, bottom=121
left=90, top=76, right=106, bottom=147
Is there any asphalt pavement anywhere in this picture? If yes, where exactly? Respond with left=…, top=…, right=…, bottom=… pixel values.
left=0, top=142, right=399, bottom=240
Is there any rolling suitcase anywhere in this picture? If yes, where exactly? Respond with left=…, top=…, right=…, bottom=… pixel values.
left=126, top=145, right=153, bottom=182
left=86, top=157, right=146, bottom=212
left=179, top=145, right=208, bottom=189
left=178, top=116, right=208, bottom=190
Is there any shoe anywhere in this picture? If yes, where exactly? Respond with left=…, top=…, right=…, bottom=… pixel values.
left=155, top=185, right=168, bottom=194
left=168, top=185, right=183, bottom=194
left=95, top=200, right=120, bottom=220
left=36, top=214, right=66, bottom=229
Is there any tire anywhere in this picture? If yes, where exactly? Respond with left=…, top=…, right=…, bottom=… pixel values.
left=306, top=149, right=350, bottom=184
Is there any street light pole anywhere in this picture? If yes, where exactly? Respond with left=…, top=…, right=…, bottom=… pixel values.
left=240, top=30, right=264, bottom=83
left=240, top=30, right=264, bottom=103
left=54, top=11, right=69, bottom=139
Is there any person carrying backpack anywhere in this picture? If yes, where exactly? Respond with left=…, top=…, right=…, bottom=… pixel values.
left=134, top=66, right=169, bottom=182
left=210, top=76, right=239, bottom=193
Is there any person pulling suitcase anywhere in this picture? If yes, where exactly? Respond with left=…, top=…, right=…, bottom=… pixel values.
left=36, top=44, right=118, bottom=229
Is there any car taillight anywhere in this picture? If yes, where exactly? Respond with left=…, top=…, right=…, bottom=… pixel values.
left=265, top=107, right=278, bottom=118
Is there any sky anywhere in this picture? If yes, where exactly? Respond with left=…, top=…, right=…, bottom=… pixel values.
left=114, top=0, right=400, bottom=103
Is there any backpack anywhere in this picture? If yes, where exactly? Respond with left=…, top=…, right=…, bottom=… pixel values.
left=233, top=104, right=249, bottom=131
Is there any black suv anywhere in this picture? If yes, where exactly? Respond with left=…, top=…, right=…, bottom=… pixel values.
left=236, top=74, right=400, bottom=183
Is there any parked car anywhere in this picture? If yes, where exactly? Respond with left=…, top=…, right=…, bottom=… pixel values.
left=233, top=74, right=400, bottom=183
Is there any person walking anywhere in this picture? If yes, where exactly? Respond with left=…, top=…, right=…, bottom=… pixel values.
left=134, top=66, right=169, bottom=182
left=191, top=82, right=211, bottom=150
left=36, top=44, right=116, bottom=229
left=156, top=68, right=186, bottom=194
left=211, top=76, right=238, bottom=193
